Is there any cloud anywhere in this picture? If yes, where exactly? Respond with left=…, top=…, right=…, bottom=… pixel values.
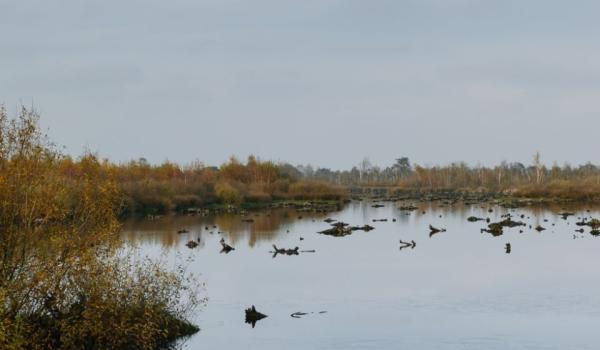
left=1, top=0, right=599, bottom=168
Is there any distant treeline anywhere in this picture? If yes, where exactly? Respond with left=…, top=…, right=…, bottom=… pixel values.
left=297, top=155, right=600, bottom=201
left=55, top=156, right=345, bottom=217
left=60, top=153, right=600, bottom=216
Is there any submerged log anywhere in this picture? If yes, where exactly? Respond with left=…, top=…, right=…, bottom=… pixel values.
left=331, top=221, right=349, bottom=227
left=271, top=245, right=299, bottom=256
left=497, top=218, right=526, bottom=227
left=482, top=218, right=526, bottom=237
left=576, top=218, right=600, bottom=229
left=350, top=224, right=375, bottom=232
left=319, top=222, right=353, bottom=237
left=290, top=310, right=327, bottom=318
left=398, top=205, right=418, bottom=211
left=482, top=223, right=503, bottom=236
left=559, top=212, right=575, bottom=220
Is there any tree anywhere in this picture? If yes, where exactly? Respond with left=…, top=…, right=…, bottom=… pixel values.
left=533, top=152, right=543, bottom=185
left=359, top=157, right=372, bottom=183
left=0, top=106, right=202, bottom=349
left=393, top=157, right=412, bottom=179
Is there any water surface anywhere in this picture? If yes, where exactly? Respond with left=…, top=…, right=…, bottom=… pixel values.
left=122, top=201, right=600, bottom=350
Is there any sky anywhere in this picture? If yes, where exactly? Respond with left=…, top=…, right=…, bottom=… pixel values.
left=1, top=0, right=600, bottom=170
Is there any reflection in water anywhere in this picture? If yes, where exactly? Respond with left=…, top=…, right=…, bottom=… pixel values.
left=185, top=240, right=199, bottom=249
left=122, top=201, right=600, bottom=249
left=122, top=201, right=600, bottom=350
left=121, top=208, right=340, bottom=248
left=270, top=245, right=299, bottom=258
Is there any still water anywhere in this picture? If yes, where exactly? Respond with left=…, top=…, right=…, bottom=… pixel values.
left=122, top=201, right=600, bottom=350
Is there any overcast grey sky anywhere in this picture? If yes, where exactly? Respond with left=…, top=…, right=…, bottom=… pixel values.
left=1, top=0, right=599, bottom=169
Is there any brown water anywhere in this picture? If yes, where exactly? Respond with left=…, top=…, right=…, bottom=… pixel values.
left=122, top=201, right=600, bottom=350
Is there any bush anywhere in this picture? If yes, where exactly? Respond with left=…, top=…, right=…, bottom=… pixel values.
left=289, top=180, right=345, bottom=200
left=0, top=107, right=202, bottom=349
left=215, top=181, right=244, bottom=205
left=173, top=194, right=203, bottom=211
left=245, top=190, right=272, bottom=203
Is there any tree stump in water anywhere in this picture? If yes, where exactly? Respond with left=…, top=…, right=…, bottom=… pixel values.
left=245, top=305, right=267, bottom=328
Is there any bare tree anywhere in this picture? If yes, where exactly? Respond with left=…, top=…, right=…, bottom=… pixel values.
left=359, top=157, right=372, bottom=183
left=533, top=152, right=543, bottom=184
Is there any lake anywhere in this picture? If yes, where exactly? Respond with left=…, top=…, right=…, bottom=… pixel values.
left=122, top=200, right=600, bottom=350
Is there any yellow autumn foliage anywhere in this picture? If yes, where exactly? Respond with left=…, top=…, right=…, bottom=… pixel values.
left=0, top=106, right=202, bottom=349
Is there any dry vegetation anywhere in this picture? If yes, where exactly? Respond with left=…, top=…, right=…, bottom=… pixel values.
left=0, top=107, right=202, bottom=349
left=105, top=156, right=345, bottom=217
left=395, top=161, right=600, bottom=201
left=303, top=156, right=600, bottom=202
left=2, top=104, right=597, bottom=348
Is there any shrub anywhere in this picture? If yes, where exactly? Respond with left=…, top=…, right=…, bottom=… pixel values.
left=215, top=181, right=243, bottom=205
left=0, top=106, right=202, bottom=349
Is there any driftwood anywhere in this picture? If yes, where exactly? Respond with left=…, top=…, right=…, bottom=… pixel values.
left=320, top=221, right=377, bottom=237
left=498, top=218, right=526, bottom=227
left=270, top=245, right=315, bottom=258
left=559, top=212, right=575, bottom=220
left=576, top=218, right=600, bottom=229
left=290, top=311, right=327, bottom=318
left=185, top=240, right=198, bottom=249
left=481, top=218, right=526, bottom=236
left=319, top=222, right=352, bottom=237
left=272, top=245, right=299, bottom=255
left=350, top=224, right=375, bottom=232
left=399, top=240, right=416, bottom=250
left=220, top=238, right=235, bottom=253
left=245, top=305, right=267, bottom=328
left=481, top=223, right=503, bottom=236
left=429, top=225, right=446, bottom=237
left=398, top=205, right=418, bottom=211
